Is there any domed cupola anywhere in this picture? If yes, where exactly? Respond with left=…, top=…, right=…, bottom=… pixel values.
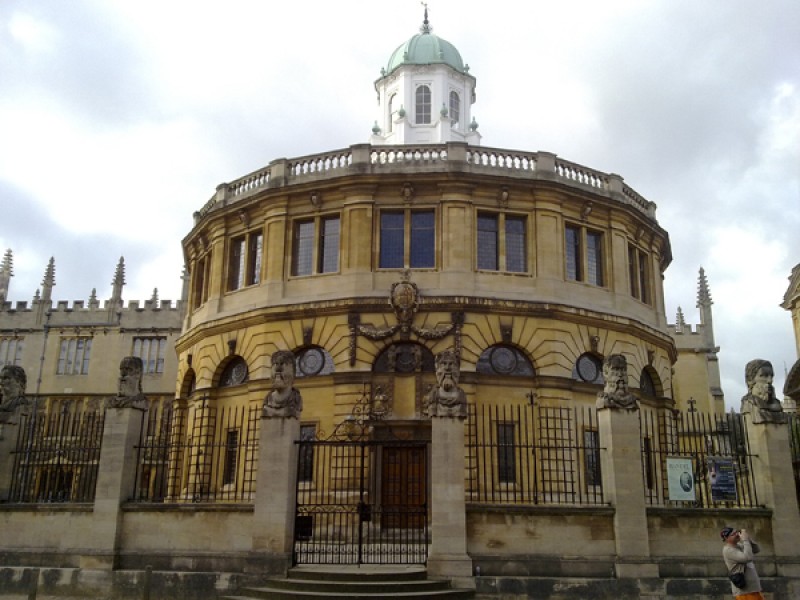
left=371, top=8, right=481, bottom=146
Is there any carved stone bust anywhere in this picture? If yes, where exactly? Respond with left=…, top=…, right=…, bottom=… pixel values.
left=263, top=350, right=302, bottom=419
left=0, top=365, right=28, bottom=422
left=426, top=349, right=467, bottom=418
left=107, top=356, right=148, bottom=409
left=740, top=359, right=785, bottom=424
left=596, top=354, right=638, bottom=411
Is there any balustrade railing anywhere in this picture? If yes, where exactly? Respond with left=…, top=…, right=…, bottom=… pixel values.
left=466, top=148, right=537, bottom=172
left=288, top=149, right=352, bottom=177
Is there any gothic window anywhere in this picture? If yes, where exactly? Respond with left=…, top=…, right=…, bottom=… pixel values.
left=57, top=337, right=92, bottom=375
left=628, top=244, right=651, bottom=304
left=227, top=231, right=263, bottom=291
left=219, top=357, right=248, bottom=387
left=0, top=337, right=23, bottom=367
left=415, top=85, right=431, bottom=124
left=572, top=353, right=604, bottom=384
left=373, top=342, right=435, bottom=373
left=565, top=224, right=604, bottom=286
left=476, top=345, right=534, bottom=376
left=449, top=91, right=460, bottom=127
left=477, top=213, right=527, bottom=273
left=379, top=209, right=435, bottom=269
left=292, top=215, right=340, bottom=276
left=133, top=337, right=167, bottom=374
left=295, top=346, right=335, bottom=378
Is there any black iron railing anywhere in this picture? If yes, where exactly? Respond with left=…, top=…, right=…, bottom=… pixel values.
left=466, top=403, right=604, bottom=506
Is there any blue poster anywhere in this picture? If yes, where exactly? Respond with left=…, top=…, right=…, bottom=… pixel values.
left=707, top=456, right=737, bottom=502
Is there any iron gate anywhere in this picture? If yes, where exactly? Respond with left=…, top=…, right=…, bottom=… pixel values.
left=293, top=438, right=429, bottom=565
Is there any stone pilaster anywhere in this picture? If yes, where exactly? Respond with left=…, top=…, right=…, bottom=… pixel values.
left=0, top=418, right=21, bottom=501
left=250, top=415, right=299, bottom=575
left=427, top=415, right=474, bottom=587
left=745, top=416, right=800, bottom=577
left=87, top=405, right=146, bottom=569
left=598, top=407, right=658, bottom=578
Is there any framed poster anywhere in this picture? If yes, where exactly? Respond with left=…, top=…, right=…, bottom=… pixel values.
left=667, top=457, right=695, bottom=501
left=707, top=456, right=738, bottom=502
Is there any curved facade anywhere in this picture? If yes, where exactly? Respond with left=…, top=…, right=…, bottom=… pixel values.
left=178, top=142, right=675, bottom=436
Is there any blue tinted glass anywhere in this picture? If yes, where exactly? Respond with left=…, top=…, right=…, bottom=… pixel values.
left=380, top=212, right=405, bottom=268
left=410, top=211, right=434, bottom=268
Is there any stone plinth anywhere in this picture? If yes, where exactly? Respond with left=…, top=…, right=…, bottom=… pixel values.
left=427, top=415, right=474, bottom=587
left=250, top=415, right=299, bottom=575
left=0, top=419, right=20, bottom=501
left=598, top=407, right=658, bottom=579
left=745, top=415, right=800, bottom=577
left=89, top=405, right=146, bottom=569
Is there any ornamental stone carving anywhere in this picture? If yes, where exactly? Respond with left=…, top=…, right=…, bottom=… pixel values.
left=263, top=350, right=302, bottom=419
left=740, top=359, right=785, bottom=424
left=596, top=354, right=638, bottom=411
left=0, top=364, right=28, bottom=422
left=426, top=349, right=467, bottom=418
left=107, top=356, right=148, bottom=409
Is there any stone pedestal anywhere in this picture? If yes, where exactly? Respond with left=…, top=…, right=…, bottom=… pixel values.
left=427, top=416, right=474, bottom=587
left=0, top=417, right=21, bottom=501
left=88, top=405, right=146, bottom=569
left=598, top=408, right=658, bottom=579
left=745, top=416, right=800, bottom=577
left=250, top=415, right=299, bottom=575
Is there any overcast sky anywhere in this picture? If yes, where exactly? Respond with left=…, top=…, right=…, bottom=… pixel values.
left=1, top=1, right=798, bottom=407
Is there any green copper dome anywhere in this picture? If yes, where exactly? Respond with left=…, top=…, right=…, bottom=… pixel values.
left=385, top=12, right=466, bottom=75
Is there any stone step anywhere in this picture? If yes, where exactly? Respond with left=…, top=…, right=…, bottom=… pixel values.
left=221, top=566, right=474, bottom=600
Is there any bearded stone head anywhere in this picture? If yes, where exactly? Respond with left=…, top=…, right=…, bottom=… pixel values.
left=0, top=365, right=26, bottom=406
left=745, top=359, right=774, bottom=402
left=118, top=357, right=143, bottom=398
left=271, top=350, right=296, bottom=392
left=435, top=349, right=460, bottom=391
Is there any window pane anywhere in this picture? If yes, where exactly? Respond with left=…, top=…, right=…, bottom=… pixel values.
left=415, top=85, right=431, bottom=124
left=319, top=217, right=340, bottom=273
left=497, top=423, right=516, bottom=484
left=380, top=212, right=405, bottom=268
left=565, top=226, right=581, bottom=281
left=628, top=245, right=638, bottom=297
left=477, top=214, right=498, bottom=270
left=584, top=430, right=601, bottom=486
left=505, top=216, right=526, bottom=273
left=638, top=250, right=649, bottom=304
left=246, top=233, right=263, bottom=286
left=299, top=424, right=316, bottom=482
left=586, top=231, right=603, bottom=286
left=292, top=221, right=314, bottom=276
left=222, top=430, right=239, bottom=486
left=410, top=210, right=434, bottom=268
left=227, top=237, right=245, bottom=291
left=449, top=91, right=460, bottom=127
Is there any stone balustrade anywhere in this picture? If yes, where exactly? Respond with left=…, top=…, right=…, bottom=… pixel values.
left=196, top=142, right=658, bottom=221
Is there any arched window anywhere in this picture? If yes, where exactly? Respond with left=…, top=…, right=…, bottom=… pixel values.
left=415, top=85, right=431, bottom=124
left=449, top=91, right=460, bottom=128
left=295, top=346, right=335, bottom=378
left=572, top=353, right=604, bottom=384
left=639, top=367, right=660, bottom=397
left=219, top=356, right=248, bottom=387
left=388, top=93, right=395, bottom=133
left=180, top=369, right=196, bottom=397
left=476, top=345, right=534, bottom=376
left=373, top=342, right=435, bottom=373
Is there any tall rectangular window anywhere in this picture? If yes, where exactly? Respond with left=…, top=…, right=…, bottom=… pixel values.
left=449, top=91, right=461, bottom=127
left=584, top=429, right=601, bottom=486
left=628, top=244, right=651, bottom=304
left=497, top=423, right=516, bottom=484
left=586, top=231, right=603, bottom=286
left=0, top=338, right=23, bottom=367
left=379, top=209, right=435, bottom=270
left=565, top=225, right=581, bottom=281
left=319, top=216, right=340, bottom=273
left=222, top=429, right=239, bottom=486
left=246, top=233, right=263, bottom=286
left=477, top=214, right=499, bottom=270
left=192, top=255, right=209, bottom=309
left=133, top=337, right=167, bottom=374
left=415, top=85, right=431, bottom=124
left=228, top=231, right=263, bottom=291
left=292, top=215, right=340, bottom=276
left=477, top=212, right=528, bottom=273
left=565, top=224, right=604, bottom=287
left=57, top=337, right=92, bottom=375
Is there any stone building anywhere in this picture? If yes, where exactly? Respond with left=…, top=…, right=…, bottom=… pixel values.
left=0, top=12, right=798, bottom=600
